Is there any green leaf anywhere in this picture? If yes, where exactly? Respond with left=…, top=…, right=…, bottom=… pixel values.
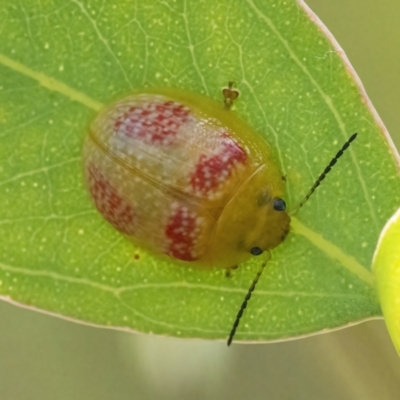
left=373, top=208, right=400, bottom=354
left=0, top=0, right=399, bottom=343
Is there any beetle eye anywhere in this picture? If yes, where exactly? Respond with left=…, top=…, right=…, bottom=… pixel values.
left=250, top=247, right=263, bottom=256
left=273, top=198, right=286, bottom=211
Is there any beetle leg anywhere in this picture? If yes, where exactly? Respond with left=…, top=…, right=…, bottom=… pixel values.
left=225, top=265, right=238, bottom=278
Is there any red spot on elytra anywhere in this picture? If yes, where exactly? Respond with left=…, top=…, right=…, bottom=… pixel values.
left=114, top=100, right=190, bottom=144
left=165, top=206, right=199, bottom=262
left=87, top=165, right=135, bottom=235
left=190, top=134, right=247, bottom=194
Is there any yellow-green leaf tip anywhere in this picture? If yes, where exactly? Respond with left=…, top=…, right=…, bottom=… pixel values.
left=373, top=207, right=400, bottom=354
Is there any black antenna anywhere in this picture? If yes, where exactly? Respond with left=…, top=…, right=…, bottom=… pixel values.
left=292, top=132, right=358, bottom=214
left=227, top=133, right=358, bottom=346
left=227, top=254, right=270, bottom=346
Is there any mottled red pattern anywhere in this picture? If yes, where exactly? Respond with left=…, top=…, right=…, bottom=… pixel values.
left=190, top=134, right=247, bottom=194
left=87, top=165, right=135, bottom=235
left=114, top=100, right=190, bottom=144
left=165, top=206, right=199, bottom=261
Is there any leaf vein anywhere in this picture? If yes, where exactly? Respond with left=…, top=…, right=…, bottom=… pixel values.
left=0, top=53, right=103, bottom=111
left=246, top=0, right=379, bottom=232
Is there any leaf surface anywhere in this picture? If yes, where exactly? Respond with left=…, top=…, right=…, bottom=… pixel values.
left=0, top=0, right=399, bottom=342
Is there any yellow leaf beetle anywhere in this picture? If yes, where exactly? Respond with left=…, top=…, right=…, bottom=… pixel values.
left=82, top=83, right=356, bottom=345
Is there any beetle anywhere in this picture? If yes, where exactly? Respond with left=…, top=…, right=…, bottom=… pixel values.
left=82, top=84, right=357, bottom=345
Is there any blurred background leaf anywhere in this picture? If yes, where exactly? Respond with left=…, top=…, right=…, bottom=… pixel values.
left=373, top=207, right=400, bottom=354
